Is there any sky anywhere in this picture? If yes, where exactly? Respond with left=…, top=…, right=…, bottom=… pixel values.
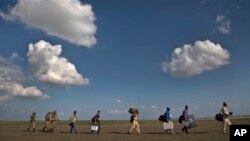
left=0, top=0, right=250, bottom=120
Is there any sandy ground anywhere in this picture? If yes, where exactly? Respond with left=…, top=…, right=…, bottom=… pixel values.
left=0, top=118, right=249, bottom=141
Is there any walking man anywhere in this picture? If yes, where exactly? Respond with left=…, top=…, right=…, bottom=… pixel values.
left=221, top=102, right=232, bottom=133
left=69, top=111, right=78, bottom=134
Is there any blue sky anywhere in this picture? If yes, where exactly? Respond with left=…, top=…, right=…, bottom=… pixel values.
left=0, top=0, right=250, bottom=120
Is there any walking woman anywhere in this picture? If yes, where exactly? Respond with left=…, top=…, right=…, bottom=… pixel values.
left=221, top=102, right=232, bottom=133
left=164, top=107, right=174, bottom=134
left=69, top=111, right=78, bottom=134
left=181, top=105, right=189, bottom=134
left=128, top=110, right=140, bottom=134
left=27, top=112, right=36, bottom=132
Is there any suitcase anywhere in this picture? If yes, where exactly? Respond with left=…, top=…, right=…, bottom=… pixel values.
left=91, top=125, right=99, bottom=131
left=187, top=114, right=197, bottom=128
left=163, top=121, right=174, bottom=130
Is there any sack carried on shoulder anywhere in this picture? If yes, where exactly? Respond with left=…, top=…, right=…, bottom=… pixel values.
left=128, top=108, right=139, bottom=114
left=158, top=115, right=166, bottom=122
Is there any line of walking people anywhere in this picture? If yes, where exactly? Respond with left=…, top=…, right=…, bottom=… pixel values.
left=27, top=110, right=101, bottom=134
left=159, top=102, right=232, bottom=134
left=27, top=102, right=232, bottom=135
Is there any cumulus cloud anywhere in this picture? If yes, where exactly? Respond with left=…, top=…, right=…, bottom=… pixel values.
left=162, top=40, right=230, bottom=77
left=27, top=40, right=89, bottom=86
left=150, top=105, right=157, bottom=109
left=116, top=98, right=122, bottom=103
left=109, top=109, right=127, bottom=114
left=0, top=0, right=97, bottom=47
left=10, top=52, right=19, bottom=60
left=141, top=105, right=147, bottom=109
left=216, top=15, right=231, bottom=34
left=0, top=12, right=16, bottom=21
left=0, top=54, right=49, bottom=102
left=0, top=82, right=49, bottom=99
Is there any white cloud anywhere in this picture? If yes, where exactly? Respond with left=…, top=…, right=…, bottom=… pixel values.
left=0, top=54, right=49, bottom=102
left=0, top=0, right=97, bottom=47
left=10, top=52, right=18, bottom=60
left=116, top=98, right=122, bottom=103
left=0, top=55, right=24, bottom=83
left=0, top=11, right=16, bottom=21
left=216, top=15, right=231, bottom=34
left=27, top=40, right=89, bottom=86
left=109, top=109, right=127, bottom=114
left=193, top=105, right=199, bottom=110
left=150, top=105, right=157, bottom=109
left=162, top=40, right=230, bottom=77
left=216, top=15, right=225, bottom=23
left=0, top=95, right=11, bottom=102
left=141, top=105, right=147, bottom=109
left=208, top=101, right=216, bottom=110
left=0, top=82, right=49, bottom=99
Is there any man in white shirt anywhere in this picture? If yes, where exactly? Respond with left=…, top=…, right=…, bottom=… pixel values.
left=69, top=111, right=78, bottom=134
left=221, top=102, right=232, bottom=133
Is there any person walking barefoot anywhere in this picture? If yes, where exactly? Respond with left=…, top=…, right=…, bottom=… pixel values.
left=128, top=110, right=140, bottom=134
left=221, top=102, right=232, bottom=133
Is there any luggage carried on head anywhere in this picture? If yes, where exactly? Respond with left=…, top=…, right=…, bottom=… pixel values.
left=128, top=108, right=134, bottom=114
left=128, top=108, right=139, bottom=114
left=158, top=115, right=166, bottom=122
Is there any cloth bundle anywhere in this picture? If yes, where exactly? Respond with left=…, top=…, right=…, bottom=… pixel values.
left=128, top=108, right=139, bottom=114
left=158, top=115, right=166, bottom=122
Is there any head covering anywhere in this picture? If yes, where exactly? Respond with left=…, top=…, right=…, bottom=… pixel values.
left=223, top=102, right=227, bottom=107
left=166, top=107, right=170, bottom=111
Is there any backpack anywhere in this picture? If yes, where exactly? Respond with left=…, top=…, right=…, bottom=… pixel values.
left=91, top=116, right=95, bottom=123
left=45, top=113, right=51, bottom=121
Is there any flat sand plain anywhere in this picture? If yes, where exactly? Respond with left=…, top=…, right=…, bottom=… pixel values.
left=0, top=118, right=249, bottom=141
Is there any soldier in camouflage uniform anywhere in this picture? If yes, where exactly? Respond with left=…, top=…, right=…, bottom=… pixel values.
left=43, top=112, right=52, bottom=132
left=50, top=111, right=58, bottom=132
left=27, top=112, right=36, bottom=132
